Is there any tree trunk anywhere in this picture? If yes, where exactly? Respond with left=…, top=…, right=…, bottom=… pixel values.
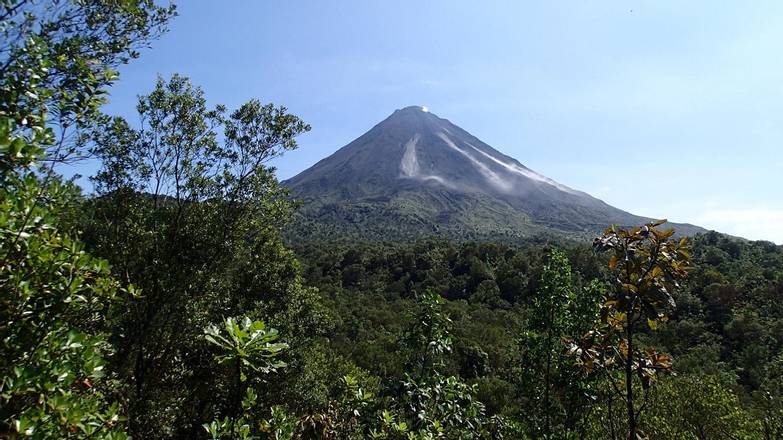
left=608, top=387, right=616, bottom=440
left=544, top=305, right=554, bottom=438
left=231, top=358, right=242, bottom=440
left=626, top=323, right=636, bottom=438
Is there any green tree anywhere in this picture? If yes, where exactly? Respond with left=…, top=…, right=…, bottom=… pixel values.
left=1, top=115, right=129, bottom=440
left=644, top=375, right=761, bottom=439
left=79, top=74, right=325, bottom=438
left=519, top=249, right=602, bottom=438
left=1, top=1, right=174, bottom=437
left=1, top=0, right=175, bottom=164
left=387, top=293, right=506, bottom=439
left=401, top=292, right=454, bottom=380
left=538, top=249, right=572, bottom=437
left=755, top=354, right=783, bottom=440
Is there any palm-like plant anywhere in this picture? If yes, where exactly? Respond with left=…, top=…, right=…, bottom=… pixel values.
left=203, top=317, right=288, bottom=439
left=204, top=317, right=288, bottom=380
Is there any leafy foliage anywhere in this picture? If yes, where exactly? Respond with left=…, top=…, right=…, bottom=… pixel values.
left=203, top=317, right=288, bottom=440
left=77, top=74, right=324, bottom=438
left=3, top=3, right=782, bottom=439
left=571, top=220, right=691, bottom=439
left=1, top=2, right=175, bottom=437
left=1, top=116, right=128, bottom=439
left=644, top=375, right=761, bottom=439
left=205, top=317, right=289, bottom=382
left=517, top=249, right=602, bottom=438
left=0, top=0, right=175, bottom=163
left=292, top=232, right=781, bottom=439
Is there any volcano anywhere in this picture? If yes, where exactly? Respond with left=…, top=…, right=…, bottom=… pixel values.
left=284, top=106, right=703, bottom=241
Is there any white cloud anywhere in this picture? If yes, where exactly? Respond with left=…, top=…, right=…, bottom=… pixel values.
left=694, top=208, right=783, bottom=244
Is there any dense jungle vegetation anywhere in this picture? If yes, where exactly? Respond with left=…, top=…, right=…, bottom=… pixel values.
left=1, top=1, right=781, bottom=439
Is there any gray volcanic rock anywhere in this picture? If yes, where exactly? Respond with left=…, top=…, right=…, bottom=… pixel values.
left=284, top=106, right=704, bottom=241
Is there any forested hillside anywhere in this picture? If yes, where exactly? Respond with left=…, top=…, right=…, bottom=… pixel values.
left=1, top=2, right=781, bottom=440
left=292, top=234, right=783, bottom=438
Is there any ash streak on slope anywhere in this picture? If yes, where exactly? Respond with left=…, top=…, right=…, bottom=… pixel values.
left=400, top=134, right=449, bottom=186
left=437, top=132, right=513, bottom=192
left=399, top=134, right=420, bottom=177
left=464, top=142, right=579, bottom=195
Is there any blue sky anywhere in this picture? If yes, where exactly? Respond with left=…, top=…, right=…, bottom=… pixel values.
left=92, top=1, right=783, bottom=243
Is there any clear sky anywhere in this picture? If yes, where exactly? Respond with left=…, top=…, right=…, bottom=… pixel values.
left=91, top=1, right=783, bottom=243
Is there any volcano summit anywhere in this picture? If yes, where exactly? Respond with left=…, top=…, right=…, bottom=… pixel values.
left=284, top=106, right=703, bottom=241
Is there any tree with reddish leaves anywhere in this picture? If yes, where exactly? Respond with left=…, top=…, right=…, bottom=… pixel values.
left=570, top=220, right=691, bottom=439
